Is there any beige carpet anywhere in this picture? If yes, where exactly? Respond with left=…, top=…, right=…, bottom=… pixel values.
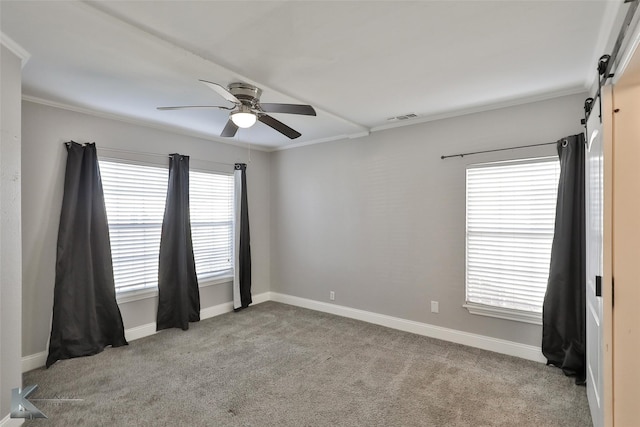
left=23, top=301, right=591, bottom=426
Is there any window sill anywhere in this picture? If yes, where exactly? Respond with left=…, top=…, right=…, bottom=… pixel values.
left=463, top=303, right=542, bottom=325
left=116, top=274, right=234, bottom=304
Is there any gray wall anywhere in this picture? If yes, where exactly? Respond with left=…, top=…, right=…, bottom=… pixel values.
left=270, top=93, right=585, bottom=347
left=1, top=44, right=23, bottom=419
left=22, top=92, right=585, bottom=358
left=21, top=101, right=271, bottom=357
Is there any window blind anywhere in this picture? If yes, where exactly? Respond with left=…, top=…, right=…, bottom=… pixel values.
left=101, top=161, right=168, bottom=293
left=100, top=160, right=235, bottom=293
left=189, top=170, right=234, bottom=280
left=466, top=158, right=560, bottom=313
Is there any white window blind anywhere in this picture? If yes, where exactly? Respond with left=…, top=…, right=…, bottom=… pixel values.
left=465, top=158, right=560, bottom=314
left=100, top=160, right=234, bottom=294
left=189, top=170, right=234, bottom=280
left=101, top=161, right=168, bottom=293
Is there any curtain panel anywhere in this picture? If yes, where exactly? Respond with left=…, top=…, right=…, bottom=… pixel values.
left=47, top=142, right=127, bottom=368
left=542, top=133, right=587, bottom=383
left=233, top=163, right=252, bottom=310
left=157, top=153, right=200, bottom=330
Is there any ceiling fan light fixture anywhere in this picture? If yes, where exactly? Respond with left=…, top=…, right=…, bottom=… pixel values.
left=231, top=107, right=257, bottom=128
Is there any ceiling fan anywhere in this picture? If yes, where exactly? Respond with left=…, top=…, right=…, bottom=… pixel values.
left=157, top=80, right=316, bottom=139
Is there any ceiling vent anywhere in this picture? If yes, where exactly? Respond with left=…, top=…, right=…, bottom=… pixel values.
left=387, top=113, right=418, bottom=121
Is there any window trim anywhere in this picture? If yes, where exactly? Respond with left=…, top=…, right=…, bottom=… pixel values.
left=116, top=274, right=233, bottom=304
left=463, top=303, right=542, bottom=325
left=463, top=156, right=559, bottom=324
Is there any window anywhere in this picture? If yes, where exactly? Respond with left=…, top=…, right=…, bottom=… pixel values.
left=100, top=159, right=234, bottom=294
left=101, top=161, right=167, bottom=293
left=189, top=170, right=234, bottom=280
left=464, top=157, right=560, bottom=324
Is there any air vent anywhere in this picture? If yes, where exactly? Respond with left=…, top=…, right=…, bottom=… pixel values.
left=387, top=113, right=418, bottom=121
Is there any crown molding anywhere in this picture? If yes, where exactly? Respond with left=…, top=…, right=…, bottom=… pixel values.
left=273, top=88, right=587, bottom=152
left=369, top=86, right=587, bottom=134
left=25, top=87, right=585, bottom=155
left=22, top=95, right=271, bottom=152
left=272, top=130, right=371, bottom=152
left=0, top=32, right=31, bottom=67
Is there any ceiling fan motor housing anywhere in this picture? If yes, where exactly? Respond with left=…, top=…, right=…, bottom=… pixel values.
left=228, top=82, right=262, bottom=106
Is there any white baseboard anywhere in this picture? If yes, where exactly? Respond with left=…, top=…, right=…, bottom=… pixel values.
left=0, top=414, right=24, bottom=426
left=250, top=291, right=271, bottom=305
left=200, top=302, right=234, bottom=320
left=125, top=291, right=270, bottom=343
left=123, top=322, right=157, bottom=342
left=269, top=292, right=546, bottom=363
left=21, top=351, right=48, bottom=373
left=22, top=291, right=543, bottom=371
left=22, top=292, right=270, bottom=372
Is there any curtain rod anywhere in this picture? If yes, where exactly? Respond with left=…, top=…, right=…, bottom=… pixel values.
left=440, top=141, right=557, bottom=160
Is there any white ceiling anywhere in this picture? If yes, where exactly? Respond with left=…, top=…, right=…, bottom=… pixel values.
left=0, top=1, right=623, bottom=150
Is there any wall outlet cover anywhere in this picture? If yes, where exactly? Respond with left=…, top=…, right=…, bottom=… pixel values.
left=431, top=301, right=439, bottom=313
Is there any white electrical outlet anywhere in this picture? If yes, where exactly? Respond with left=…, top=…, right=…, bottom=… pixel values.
left=431, top=301, right=439, bottom=313
left=330, top=291, right=335, bottom=301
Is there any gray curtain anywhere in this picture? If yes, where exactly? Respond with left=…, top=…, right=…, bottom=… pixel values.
left=157, top=153, right=200, bottom=330
left=47, top=142, right=127, bottom=368
left=542, top=133, right=586, bottom=384
left=233, top=163, right=252, bottom=310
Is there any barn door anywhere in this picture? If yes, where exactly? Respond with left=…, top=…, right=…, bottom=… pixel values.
left=585, top=99, right=604, bottom=427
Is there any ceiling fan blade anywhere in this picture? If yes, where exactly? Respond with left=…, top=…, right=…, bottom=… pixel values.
left=259, top=103, right=316, bottom=116
left=220, top=119, right=239, bottom=137
left=157, top=105, right=232, bottom=111
left=199, top=80, right=240, bottom=105
left=258, top=114, right=302, bottom=139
